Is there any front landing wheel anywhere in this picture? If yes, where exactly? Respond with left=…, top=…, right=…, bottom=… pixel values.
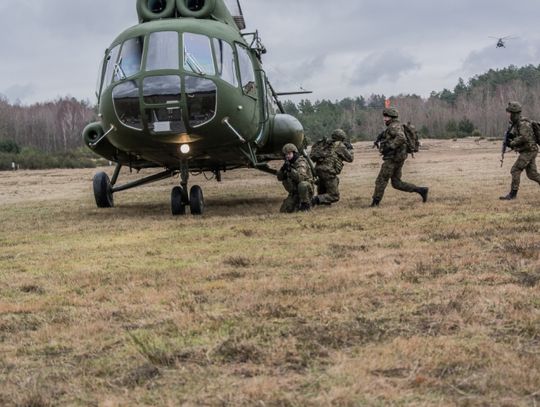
left=189, top=185, right=204, bottom=215
left=171, top=186, right=187, bottom=216
left=93, top=172, right=114, bottom=208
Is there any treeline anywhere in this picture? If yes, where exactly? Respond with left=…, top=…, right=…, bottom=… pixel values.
left=1, top=64, right=540, bottom=167
left=0, top=96, right=98, bottom=170
left=0, top=96, right=96, bottom=153
left=283, top=64, right=540, bottom=142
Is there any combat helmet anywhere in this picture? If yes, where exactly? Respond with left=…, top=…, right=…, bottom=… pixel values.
left=506, top=101, right=522, bottom=113
left=282, top=143, right=299, bottom=154
left=383, top=107, right=399, bottom=118
left=331, top=129, right=347, bottom=141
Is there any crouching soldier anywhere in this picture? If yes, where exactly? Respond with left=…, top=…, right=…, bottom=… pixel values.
left=311, top=129, right=354, bottom=206
left=371, top=108, right=429, bottom=207
left=277, top=144, right=315, bottom=213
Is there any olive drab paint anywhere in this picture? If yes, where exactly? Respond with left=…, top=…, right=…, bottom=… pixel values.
left=83, top=0, right=305, bottom=214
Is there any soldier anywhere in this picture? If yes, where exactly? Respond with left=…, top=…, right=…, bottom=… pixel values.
left=311, top=129, right=354, bottom=206
left=371, top=108, right=429, bottom=207
left=500, top=101, right=540, bottom=200
left=277, top=143, right=315, bottom=213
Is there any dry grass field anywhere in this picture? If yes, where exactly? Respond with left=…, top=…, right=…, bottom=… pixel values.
left=0, top=139, right=539, bottom=406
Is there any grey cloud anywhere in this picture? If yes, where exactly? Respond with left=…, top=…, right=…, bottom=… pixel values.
left=266, top=55, right=326, bottom=92
left=350, top=51, right=421, bottom=87
left=3, top=84, right=37, bottom=102
left=462, top=39, right=540, bottom=75
left=0, top=0, right=539, bottom=103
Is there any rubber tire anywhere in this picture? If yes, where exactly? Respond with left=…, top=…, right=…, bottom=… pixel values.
left=93, top=172, right=114, bottom=208
left=189, top=185, right=204, bottom=215
left=137, top=0, right=176, bottom=21
left=171, top=186, right=187, bottom=216
left=176, top=0, right=216, bottom=18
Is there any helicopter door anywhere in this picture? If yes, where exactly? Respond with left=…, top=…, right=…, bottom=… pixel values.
left=235, top=44, right=260, bottom=137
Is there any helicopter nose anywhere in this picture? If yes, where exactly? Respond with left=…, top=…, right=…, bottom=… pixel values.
left=111, top=73, right=218, bottom=136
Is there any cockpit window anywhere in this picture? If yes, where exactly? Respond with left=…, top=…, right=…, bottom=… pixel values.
left=185, top=76, right=217, bottom=127
left=146, top=31, right=179, bottom=71
left=103, top=45, right=121, bottom=88
left=236, top=44, right=257, bottom=97
left=183, top=33, right=215, bottom=76
left=142, top=75, right=181, bottom=104
left=213, top=39, right=238, bottom=87
left=113, top=81, right=143, bottom=130
left=116, top=37, right=144, bottom=80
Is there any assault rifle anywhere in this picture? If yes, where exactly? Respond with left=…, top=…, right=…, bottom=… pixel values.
left=373, top=131, right=385, bottom=150
left=344, top=141, right=354, bottom=150
left=500, top=124, right=515, bottom=167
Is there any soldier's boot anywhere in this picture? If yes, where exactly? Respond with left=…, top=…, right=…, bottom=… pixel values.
left=499, top=190, right=518, bottom=200
left=416, top=187, right=429, bottom=203
left=311, top=196, right=320, bottom=206
left=370, top=198, right=381, bottom=207
left=298, top=202, right=311, bottom=212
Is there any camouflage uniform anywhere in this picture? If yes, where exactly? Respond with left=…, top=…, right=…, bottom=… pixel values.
left=312, top=129, right=354, bottom=205
left=371, top=108, right=428, bottom=206
left=500, top=101, right=540, bottom=200
left=277, top=144, right=315, bottom=213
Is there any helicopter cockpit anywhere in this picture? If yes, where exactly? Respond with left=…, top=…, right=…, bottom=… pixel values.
left=97, top=29, right=257, bottom=136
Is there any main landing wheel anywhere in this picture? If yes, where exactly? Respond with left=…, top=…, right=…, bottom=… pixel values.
left=189, top=185, right=204, bottom=215
left=93, top=172, right=114, bottom=208
left=171, top=186, right=187, bottom=216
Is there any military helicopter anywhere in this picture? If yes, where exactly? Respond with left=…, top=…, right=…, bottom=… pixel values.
left=489, top=36, right=517, bottom=48
left=83, top=0, right=312, bottom=215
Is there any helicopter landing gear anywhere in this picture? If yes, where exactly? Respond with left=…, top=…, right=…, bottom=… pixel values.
left=93, top=172, right=114, bottom=208
left=171, top=186, right=187, bottom=215
left=189, top=185, right=204, bottom=215
left=171, top=161, right=205, bottom=216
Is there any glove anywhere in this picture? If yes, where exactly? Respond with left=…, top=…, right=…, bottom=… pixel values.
left=280, top=161, right=291, bottom=174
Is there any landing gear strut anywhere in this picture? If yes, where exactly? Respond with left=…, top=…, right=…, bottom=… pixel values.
left=170, top=161, right=205, bottom=216
left=92, top=162, right=205, bottom=216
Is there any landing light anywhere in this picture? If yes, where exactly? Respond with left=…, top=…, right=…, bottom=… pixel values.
left=180, top=144, right=190, bottom=154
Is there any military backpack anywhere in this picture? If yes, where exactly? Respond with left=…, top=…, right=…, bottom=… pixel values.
left=402, top=123, right=420, bottom=154
left=310, top=138, right=334, bottom=162
left=532, top=121, right=540, bottom=146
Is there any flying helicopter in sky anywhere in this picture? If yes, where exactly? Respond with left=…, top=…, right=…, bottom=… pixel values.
left=83, top=0, right=312, bottom=215
left=489, top=36, right=518, bottom=48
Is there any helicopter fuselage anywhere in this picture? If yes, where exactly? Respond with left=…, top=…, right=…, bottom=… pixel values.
left=86, top=18, right=303, bottom=171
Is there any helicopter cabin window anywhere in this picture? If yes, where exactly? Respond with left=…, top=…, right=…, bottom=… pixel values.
left=103, top=45, right=121, bottom=88
left=185, top=76, right=217, bottom=127
left=236, top=45, right=257, bottom=98
left=143, top=75, right=185, bottom=133
left=95, top=56, right=106, bottom=99
left=116, top=37, right=144, bottom=80
left=113, top=81, right=143, bottom=130
left=213, top=39, right=238, bottom=87
left=183, top=33, right=215, bottom=76
left=146, top=31, right=179, bottom=71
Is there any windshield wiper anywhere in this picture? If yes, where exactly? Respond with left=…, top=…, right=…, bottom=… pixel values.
left=114, top=57, right=127, bottom=81
left=185, top=52, right=205, bottom=75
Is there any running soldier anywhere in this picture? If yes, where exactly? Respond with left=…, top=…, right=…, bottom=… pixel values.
left=500, top=101, right=540, bottom=200
left=371, top=108, right=429, bottom=207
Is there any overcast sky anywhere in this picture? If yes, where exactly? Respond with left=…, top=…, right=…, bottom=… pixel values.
left=0, top=0, right=539, bottom=104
